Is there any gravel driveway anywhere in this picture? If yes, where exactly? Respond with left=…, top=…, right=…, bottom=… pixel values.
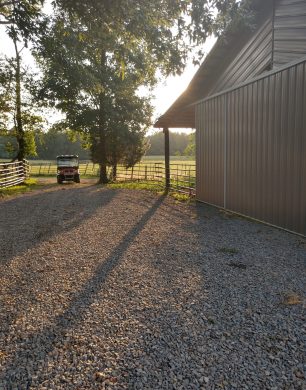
left=0, top=183, right=305, bottom=389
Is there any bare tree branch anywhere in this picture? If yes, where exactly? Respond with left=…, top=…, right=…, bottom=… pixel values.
left=18, top=45, right=25, bottom=55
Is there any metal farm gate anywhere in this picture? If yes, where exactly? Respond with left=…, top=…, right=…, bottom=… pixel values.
left=0, top=160, right=30, bottom=189
left=196, top=57, right=306, bottom=235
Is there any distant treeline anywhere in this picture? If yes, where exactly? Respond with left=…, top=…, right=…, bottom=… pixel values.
left=147, top=131, right=194, bottom=156
left=0, top=130, right=195, bottom=160
left=0, top=132, right=91, bottom=160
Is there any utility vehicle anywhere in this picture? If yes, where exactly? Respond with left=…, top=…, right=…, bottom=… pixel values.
left=56, top=155, right=80, bottom=184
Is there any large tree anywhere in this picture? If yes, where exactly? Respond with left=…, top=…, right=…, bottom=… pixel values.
left=36, top=0, right=248, bottom=182
left=101, top=88, right=152, bottom=180
left=36, top=8, right=157, bottom=182
left=0, top=55, right=45, bottom=159
left=0, top=0, right=44, bottom=160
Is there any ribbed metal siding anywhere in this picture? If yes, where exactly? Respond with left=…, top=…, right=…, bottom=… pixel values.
left=274, top=0, right=306, bottom=67
left=196, top=95, right=225, bottom=207
left=196, top=60, right=306, bottom=235
left=211, top=19, right=273, bottom=94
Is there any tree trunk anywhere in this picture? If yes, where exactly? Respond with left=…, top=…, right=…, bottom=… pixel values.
left=97, top=50, right=108, bottom=184
left=99, top=163, right=108, bottom=183
left=98, top=132, right=108, bottom=183
left=13, top=35, right=25, bottom=161
left=112, top=164, right=117, bottom=181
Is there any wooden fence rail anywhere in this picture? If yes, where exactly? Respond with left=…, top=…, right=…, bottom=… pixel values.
left=0, top=160, right=30, bottom=189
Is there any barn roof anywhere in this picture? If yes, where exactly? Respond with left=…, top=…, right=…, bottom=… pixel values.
left=154, top=0, right=273, bottom=129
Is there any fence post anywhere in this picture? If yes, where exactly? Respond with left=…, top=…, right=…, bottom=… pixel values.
left=5, top=163, right=8, bottom=182
left=22, top=159, right=26, bottom=179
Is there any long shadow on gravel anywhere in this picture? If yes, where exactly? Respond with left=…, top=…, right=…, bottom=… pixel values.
left=0, top=184, right=115, bottom=266
left=1, top=194, right=166, bottom=388
left=113, top=202, right=305, bottom=389
left=0, top=185, right=117, bottom=355
left=128, top=202, right=306, bottom=389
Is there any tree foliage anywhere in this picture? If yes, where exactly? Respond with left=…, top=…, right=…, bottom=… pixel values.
left=35, top=5, right=156, bottom=181
left=34, top=127, right=90, bottom=160
left=147, top=131, right=192, bottom=156
left=0, top=56, right=44, bottom=158
left=0, top=0, right=43, bottom=33
left=183, top=133, right=195, bottom=157
left=35, top=0, right=248, bottom=182
left=0, top=0, right=44, bottom=160
left=1, top=0, right=251, bottom=169
left=52, top=0, right=249, bottom=66
left=0, top=129, right=196, bottom=160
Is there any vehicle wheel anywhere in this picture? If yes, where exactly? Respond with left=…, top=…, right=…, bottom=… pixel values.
left=75, top=174, right=80, bottom=183
left=57, top=177, right=63, bottom=184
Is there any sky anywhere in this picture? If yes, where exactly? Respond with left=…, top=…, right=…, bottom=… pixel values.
left=0, top=17, right=217, bottom=135
left=151, top=35, right=216, bottom=134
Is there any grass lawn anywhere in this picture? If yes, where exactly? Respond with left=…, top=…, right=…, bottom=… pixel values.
left=107, top=181, right=193, bottom=202
left=0, top=179, right=45, bottom=198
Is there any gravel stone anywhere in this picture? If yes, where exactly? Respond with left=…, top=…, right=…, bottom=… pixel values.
left=0, top=182, right=305, bottom=389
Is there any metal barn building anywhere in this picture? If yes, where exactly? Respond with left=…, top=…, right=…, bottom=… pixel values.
left=155, top=0, right=306, bottom=235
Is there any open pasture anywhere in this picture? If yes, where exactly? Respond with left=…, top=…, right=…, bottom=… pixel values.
left=28, top=156, right=195, bottom=176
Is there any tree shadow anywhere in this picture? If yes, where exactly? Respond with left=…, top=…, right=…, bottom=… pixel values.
left=0, top=184, right=118, bottom=354
left=1, top=193, right=166, bottom=387
left=0, top=184, right=115, bottom=266
left=2, top=193, right=304, bottom=388
left=114, top=200, right=306, bottom=389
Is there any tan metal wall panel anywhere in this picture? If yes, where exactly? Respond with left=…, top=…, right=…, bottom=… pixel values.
left=211, top=19, right=273, bottom=94
left=274, top=0, right=306, bottom=67
left=196, top=96, right=225, bottom=207
left=196, top=60, right=306, bottom=235
left=195, top=105, right=204, bottom=200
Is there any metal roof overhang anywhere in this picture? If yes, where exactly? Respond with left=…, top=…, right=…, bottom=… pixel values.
left=154, top=0, right=273, bottom=129
left=154, top=104, right=195, bottom=128
left=153, top=34, right=245, bottom=129
left=153, top=40, right=239, bottom=129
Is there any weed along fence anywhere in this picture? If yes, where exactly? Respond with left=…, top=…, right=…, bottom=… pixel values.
left=30, top=161, right=196, bottom=195
left=0, top=160, right=30, bottom=188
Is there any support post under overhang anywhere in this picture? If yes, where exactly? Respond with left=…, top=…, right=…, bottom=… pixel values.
left=163, top=127, right=170, bottom=190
